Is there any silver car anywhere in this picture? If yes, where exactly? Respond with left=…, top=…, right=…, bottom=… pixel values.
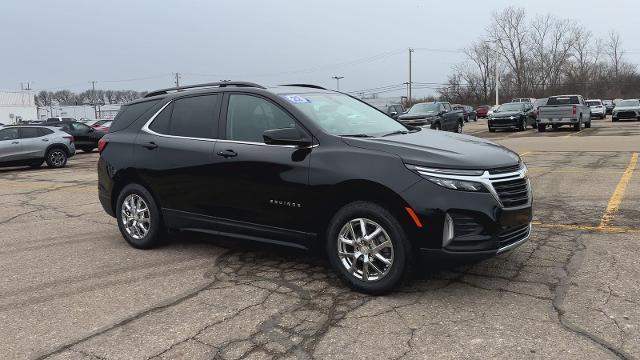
left=586, top=99, right=606, bottom=119
left=0, top=126, right=76, bottom=169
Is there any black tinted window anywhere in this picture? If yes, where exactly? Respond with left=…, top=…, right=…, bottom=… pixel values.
left=149, top=103, right=173, bottom=134
left=110, top=100, right=160, bottom=133
left=72, top=122, right=91, bottom=131
left=169, top=95, right=219, bottom=138
left=226, top=94, right=296, bottom=142
left=38, top=128, right=54, bottom=136
left=0, top=128, right=19, bottom=140
left=19, top=128, right=41, bottom=138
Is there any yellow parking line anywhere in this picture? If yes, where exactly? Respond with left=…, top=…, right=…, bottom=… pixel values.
left=598, top=152, right=638, bottom=228
left=519, top=151, right=531, bottom=157
left=532, top=221, right=640, bottom=234
left=563, top=127, right=593, bottom=138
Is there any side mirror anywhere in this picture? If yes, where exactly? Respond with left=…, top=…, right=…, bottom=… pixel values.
left=390, top=111, right=398, bottom=117
left=263, top=127, right=311, bottom=147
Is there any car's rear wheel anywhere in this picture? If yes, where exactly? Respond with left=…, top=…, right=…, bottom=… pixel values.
left=45, top=148, right=67, bottom=168
left=573, top=117, right=582, bottom=131
left=489, top=127, right=496, bottom=132
left=537, top=124, right=546, bottom=132
left=116, top=184, right=166, bottom=249
left=456, top=121, right=463, bottom=133
left=433, top=122, right=441, bottom=130
left=585, top=120, right=591, bottom=128
left=326, top=201, right=412, bottom=295
left=518, top=118, right=526, bottom=131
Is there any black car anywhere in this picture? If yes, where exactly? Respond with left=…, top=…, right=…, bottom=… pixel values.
left=488, top=102, right=536, bottom=132
left=375, top=104, right=405, bottom=120
left=98, top=82, right=533, bottom=294
left=51, top=121, right=106, bottom=152
left=397, top=102, right=464, bottom=133
left=464, top=105, right=477, bottom=121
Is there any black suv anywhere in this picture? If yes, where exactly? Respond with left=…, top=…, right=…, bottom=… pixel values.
left=397, top=102, right=464, bottom=132
left=98, top=82, right=533, bottom=294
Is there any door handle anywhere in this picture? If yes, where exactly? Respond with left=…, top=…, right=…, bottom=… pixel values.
left=11, top=141, right=19, bottom=144
left=143, top=141, right=158, bottom=150
left=42, top=138, right=49, bottom=141
left=217, top=149, right=237, bottom=158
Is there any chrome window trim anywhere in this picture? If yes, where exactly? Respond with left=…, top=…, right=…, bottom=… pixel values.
left=412, top=165, right=531, bottom=209
left=141, top=100, right=318, bottom=149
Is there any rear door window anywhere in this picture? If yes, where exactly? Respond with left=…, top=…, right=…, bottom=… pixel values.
left=19, top=128, right=41, bottom=138
left=168, top=94, right=220, bottom=139
left=0, top=128, right=19, bottom=141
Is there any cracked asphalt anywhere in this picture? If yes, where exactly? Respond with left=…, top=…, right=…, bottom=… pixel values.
left=1, top=118, right=639, bottom=359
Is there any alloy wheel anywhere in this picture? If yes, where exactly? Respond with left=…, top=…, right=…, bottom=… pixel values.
left=49, top=151, right=65, bottom=167
left=121, top=194, right=151, bottom=240
left=337, top=218, right=394, bottom=282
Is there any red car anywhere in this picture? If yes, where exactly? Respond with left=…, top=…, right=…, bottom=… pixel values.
left=476, top=105, right=491, bottom=118
left=92, top=120, right=112, bottom=132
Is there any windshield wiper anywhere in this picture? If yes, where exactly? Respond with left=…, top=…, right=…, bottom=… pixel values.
left=339, top=134, right=374, bottom=138
left=382, top=130, right=409, bottom=137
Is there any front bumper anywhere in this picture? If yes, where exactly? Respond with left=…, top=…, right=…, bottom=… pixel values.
left=488, top=118, right=519, bottom=128
left=399, top=119, right=431, bottom=127
left=400, top=178, right=533, bottom=259
left=613, top=110, right=640, bottom=119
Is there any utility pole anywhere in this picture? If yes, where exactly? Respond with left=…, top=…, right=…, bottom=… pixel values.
left=332, top=76, right=344, bottom=91
left=408, top=48, right=415, bottom=106
left=173, top=73, right=181, bottom=89
left=495, top=59, right=499, bottom=106
left=403, top=82, right=410, bottom=107
left=90, top=80, right=97, bottom=119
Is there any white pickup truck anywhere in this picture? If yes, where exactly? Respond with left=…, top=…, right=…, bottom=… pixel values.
left=536, top=95, right=592, bottom=132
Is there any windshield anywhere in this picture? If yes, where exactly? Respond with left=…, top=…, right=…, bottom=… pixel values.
left=586, top=101, right=601, bottom=106
left=496, top=103, right=524, bottom=112
left=282, top=93, right=407, bottom=136
left=408, top=103, right=440, bottom=114
left=618, top=100, right=640, bottom=107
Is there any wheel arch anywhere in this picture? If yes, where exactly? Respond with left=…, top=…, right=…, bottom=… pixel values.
left=45, top=143, right=70, bottom=156
left=110, top=170, right=161, bottom=216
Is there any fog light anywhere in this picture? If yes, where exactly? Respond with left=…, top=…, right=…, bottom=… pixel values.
left=443, top=213, right=454, bottom=247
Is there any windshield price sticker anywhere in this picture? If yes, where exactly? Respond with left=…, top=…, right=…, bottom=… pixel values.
left=283, top=95, right=311, bottom=103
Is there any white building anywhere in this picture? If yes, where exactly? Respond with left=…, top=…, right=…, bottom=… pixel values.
left=0, top=90, right=37, bottom=124
left=38, top=104, right=121, bottom=120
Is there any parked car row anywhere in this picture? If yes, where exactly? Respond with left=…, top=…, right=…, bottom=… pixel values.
left=397, top=102, right=465, bottom=133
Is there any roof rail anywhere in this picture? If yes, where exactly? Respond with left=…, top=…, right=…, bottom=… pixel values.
left=279, top=84, right=327, bottom=90
left=144, top=81, right=266, bottom=98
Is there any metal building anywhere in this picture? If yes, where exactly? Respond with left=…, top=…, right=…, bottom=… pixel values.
left=0, top=90, right=37, bottom=125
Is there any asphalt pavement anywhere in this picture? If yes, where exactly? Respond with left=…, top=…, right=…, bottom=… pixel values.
left=1, top=117, right=638, bottom=359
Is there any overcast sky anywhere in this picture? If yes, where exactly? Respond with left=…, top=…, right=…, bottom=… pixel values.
left=2, top=0, right=639, bottom=97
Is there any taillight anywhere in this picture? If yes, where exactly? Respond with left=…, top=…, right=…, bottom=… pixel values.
left=98, top=138, right=109, bottom=154
left=64, top=135, right=74, bottom=143
left=572, top=105, right=577, bottom=115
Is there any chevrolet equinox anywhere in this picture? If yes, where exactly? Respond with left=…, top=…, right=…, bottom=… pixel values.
left=98, top=82, right=533, bottom=294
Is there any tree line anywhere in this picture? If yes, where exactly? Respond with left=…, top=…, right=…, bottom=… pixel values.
left=437, top=7, right=640, bottom=106
left=34, top=89, right=147, bottom=107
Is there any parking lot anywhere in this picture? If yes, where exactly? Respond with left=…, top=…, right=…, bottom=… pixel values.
left=1, top=118, right=639, bottom=359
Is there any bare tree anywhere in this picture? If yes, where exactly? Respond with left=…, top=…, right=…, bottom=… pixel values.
left=489, top=7, right=530, bottom=95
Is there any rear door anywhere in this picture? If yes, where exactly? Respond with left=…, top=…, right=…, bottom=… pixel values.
left=212, top=92, right=312, bottom=239
left=136, top=93, right=222, bottom=217
left=18, top=127, right=46, bottom=159
left=0, top=128, right=22, bottom=162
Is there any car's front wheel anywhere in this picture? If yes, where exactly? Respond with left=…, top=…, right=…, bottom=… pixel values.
left=456, top=121, right=463, bottom=133
left=326, top=201, right=412, bottom=295
left=116, top=184, right=166, bottom=249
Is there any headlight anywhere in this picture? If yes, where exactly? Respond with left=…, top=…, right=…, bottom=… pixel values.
left=405, top=165, right=488, bottom=192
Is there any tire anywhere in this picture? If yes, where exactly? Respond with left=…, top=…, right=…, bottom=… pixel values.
left=518, top=118, right=526, bottom=131
left=432, top=122, right=441, bottom=130
left=489, top=127, right=496, bottom=133
left=585, top=120, right=591, bottom=129
left=537, top=124, right=546, bottom=132
left=29, top=160, right=44, bottom=168
left=612, top=117, right=618, bottom=122
left=326, top=201, right=412, bottom=295
left=80, top=146, right=95, bottom=153
left=115, top=183, right=166, bottom=249
left=573, top=117, right=582, bottom=131
left=455, top=121, right=463, bottom=133
left=45, top=148, right=67, bottom=168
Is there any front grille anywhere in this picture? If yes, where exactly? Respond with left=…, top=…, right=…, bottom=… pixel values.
left=498, top=224, right=530, bottom=248
left=489, top=164, right=521, bottom=175
left=617, top=111, right=637, bottom=119
left=492, top=178, right=529, bottom=207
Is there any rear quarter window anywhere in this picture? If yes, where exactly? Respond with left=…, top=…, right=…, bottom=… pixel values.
left=109, top=100, right=161, bottom=132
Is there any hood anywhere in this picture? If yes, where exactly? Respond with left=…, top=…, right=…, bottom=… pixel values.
left=342, top=129, right=520, bottom=170
left=491, top=110, right=523, bottom=118
left=398, top=111, right=437, bottom=120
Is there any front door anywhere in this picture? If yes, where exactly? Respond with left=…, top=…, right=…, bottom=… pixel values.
left=0, top=128, right=22, bottom=163
left=212, top=93, right=312, bottom=240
